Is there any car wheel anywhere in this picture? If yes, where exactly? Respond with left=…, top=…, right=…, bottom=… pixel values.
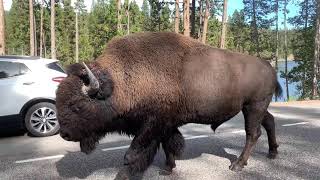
left=24, top=102, right=60, bottom=137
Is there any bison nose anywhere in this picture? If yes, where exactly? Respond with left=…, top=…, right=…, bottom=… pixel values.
left=60, top=130, right=71, bottom=141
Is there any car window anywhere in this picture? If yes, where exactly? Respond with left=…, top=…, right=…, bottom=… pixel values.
left=0, top=61, right=30, bottom=79
left=46, top=62, right=65, bottom=73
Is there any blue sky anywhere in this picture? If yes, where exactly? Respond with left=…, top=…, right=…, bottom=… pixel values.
left=4, top=0, right=299, bottom=22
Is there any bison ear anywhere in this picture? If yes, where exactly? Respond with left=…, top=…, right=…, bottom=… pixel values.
left=66, top=63, right=90, bottom=85
left=66, top=63, right=87, bottom=77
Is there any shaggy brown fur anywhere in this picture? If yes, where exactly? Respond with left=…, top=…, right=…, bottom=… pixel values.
left=56, top=32, right=282, bottom=175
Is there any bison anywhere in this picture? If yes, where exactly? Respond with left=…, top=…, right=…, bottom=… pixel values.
left=56, top=32, right=282, bottom=174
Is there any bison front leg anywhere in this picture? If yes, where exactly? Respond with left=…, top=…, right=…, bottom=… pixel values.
left=161, top=128, right=185, bottom=173
left=123, top=120, right=160, bottom=173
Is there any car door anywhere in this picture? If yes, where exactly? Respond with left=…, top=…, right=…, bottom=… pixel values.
left=0, top=61, right=33, bottom=116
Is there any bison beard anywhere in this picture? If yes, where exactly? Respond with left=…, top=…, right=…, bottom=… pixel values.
left=56, top=32, right=282, bottom=176
left=80, top=136, right=99, bottom=154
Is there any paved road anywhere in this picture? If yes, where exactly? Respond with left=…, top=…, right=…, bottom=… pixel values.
left=0, top=102, right=319, bottom=180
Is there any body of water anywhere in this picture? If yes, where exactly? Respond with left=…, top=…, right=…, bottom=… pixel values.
left=274, top=61, right=299, bottom=102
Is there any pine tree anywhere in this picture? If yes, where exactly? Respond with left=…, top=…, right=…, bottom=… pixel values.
left=89, top=0, right=118, bottom=58
left=288, top=0, right=317, bottom=99
left=148, top=0, right=161, bottom=31
left=202, top=0, right=209, bottom=43
left=160, top=3, right=171, bottom=31
left=29, top=0, right=35, bottom=56
left=183, top=0, right=190, bottom=36
left=284, top=0, right=289, bottom=101
left=117, top=0, right=122, bottom=32
left=174, top=0, right=180, bottom=33
left=128, top=1, right=143, bottom=33
left=191, top=0, right=196, bottom=36
left=39, top=0, right=44, bottom=57
left=0, top=0, right=5, bottom=55
left=228, top=10, right=250, bottom=53
left=243, top=0, right=273, bottom=57
left=55, top=0, right=76, bottom=64
left=75, top=1, right=79, bottom=63
left=312, top=0, right=319, bottom=98
left=141, top=0, right=150, bottom=31
left=76, top=0, right=94, bottom=62
left=220, top=0, right=228, bottom=48
left=6, top=0, right=29, bottom=55
left=51, top=0, right=56, bottom=59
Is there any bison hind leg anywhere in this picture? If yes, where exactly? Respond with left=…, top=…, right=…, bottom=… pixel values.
left=262, top=111, right=279, bottom=159
left=161, top=128, right=185, bottom=173
left=230, top=97, right=272, bottom=172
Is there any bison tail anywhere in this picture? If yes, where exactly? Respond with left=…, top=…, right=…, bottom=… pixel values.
left=275, top=80, right=283, bottom=98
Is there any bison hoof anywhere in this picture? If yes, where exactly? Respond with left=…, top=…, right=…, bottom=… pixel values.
left=163, top=162, right=175, bottom=172
left=124, top=151, right=147, bottom=173
left=165, top=161, right=176, bottom=170
left=159, top=168, right=173, bottom=176
left=124, top=153, right=135, bottom=166
left=267, top=151, right=278, bottom=159
left=229, top=161, right=245, bottom=172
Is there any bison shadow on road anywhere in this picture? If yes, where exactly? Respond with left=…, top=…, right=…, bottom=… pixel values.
left=55, top=126, right=320, bottom=180
left=55, top=136, right=241, bottom=179
left=55, top=105, right=320, bottom=179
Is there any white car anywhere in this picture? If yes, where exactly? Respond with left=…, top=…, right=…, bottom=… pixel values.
left=0, top=56, right=66, bottom=137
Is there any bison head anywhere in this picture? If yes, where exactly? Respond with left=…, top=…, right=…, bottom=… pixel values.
left=56, top=62, right=115, bottom=154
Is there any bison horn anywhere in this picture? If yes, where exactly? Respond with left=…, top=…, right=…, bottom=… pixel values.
left=82, top=62, right=100, bottom=96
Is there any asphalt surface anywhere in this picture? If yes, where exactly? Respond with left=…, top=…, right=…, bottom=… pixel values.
left=0, top=102, right=319, bottom=180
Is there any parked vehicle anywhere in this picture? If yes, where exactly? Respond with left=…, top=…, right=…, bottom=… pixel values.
left=0, top=56, right=66, bottom=137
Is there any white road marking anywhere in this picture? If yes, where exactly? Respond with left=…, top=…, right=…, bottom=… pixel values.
left=230, top=130, right=246, bottom=134
left=101, top=145, right=130, bottom=152
left=14, top=121, right=306, bottom=164
left=282, top=122, right=309, bottom=127
left=185, top=135, right=209, bottom=140
left=272, top=113, right=319, bottom=121
left=15, top=155, right=64, bottom=164
left=273, top=113, right=302, bottom=120
left=15, top=135, right=210, bottom=164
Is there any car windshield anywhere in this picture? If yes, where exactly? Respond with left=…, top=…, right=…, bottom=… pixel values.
left=46, top=62, right=65, bottom=73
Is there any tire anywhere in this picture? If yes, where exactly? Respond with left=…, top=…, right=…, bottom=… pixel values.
left=24, top=102, right=60, bottom=137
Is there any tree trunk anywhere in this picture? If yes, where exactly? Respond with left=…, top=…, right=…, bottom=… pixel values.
left=117, top=0, right=122, bottom=32
left=201, top=0, right=209, bottom=43
left=127, top=1, right=130, bottom=35
left=274, top=0, right=279, bottom=101
left=40, top=0, right=44, bottom=57
left=183, top=0, right=190, bottom=36
left=175, top=0, right=180, bottom=33
left=29, top=0, right=35, bottom=56
left=220, top=0, right=228, bottom=49
left=252, top=0, right=260, bottom=57
left=191, top=0, right=196, bottom=37
left=312, top=0, right=320, bottom=98
left=302, top=0, right=309, bottom=98
left=44, top=31, right=47, bottom=58
left=198, top=0, right=203, bottom=41
left=75, top=9, right=79, bottom=63
left=284, top=0, right=289, bottom=101
left=51, top=0, right=56, bottom=59
left=0, top=0, right=5, bottom=55
left=34, top=11, right=37, bottom=56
